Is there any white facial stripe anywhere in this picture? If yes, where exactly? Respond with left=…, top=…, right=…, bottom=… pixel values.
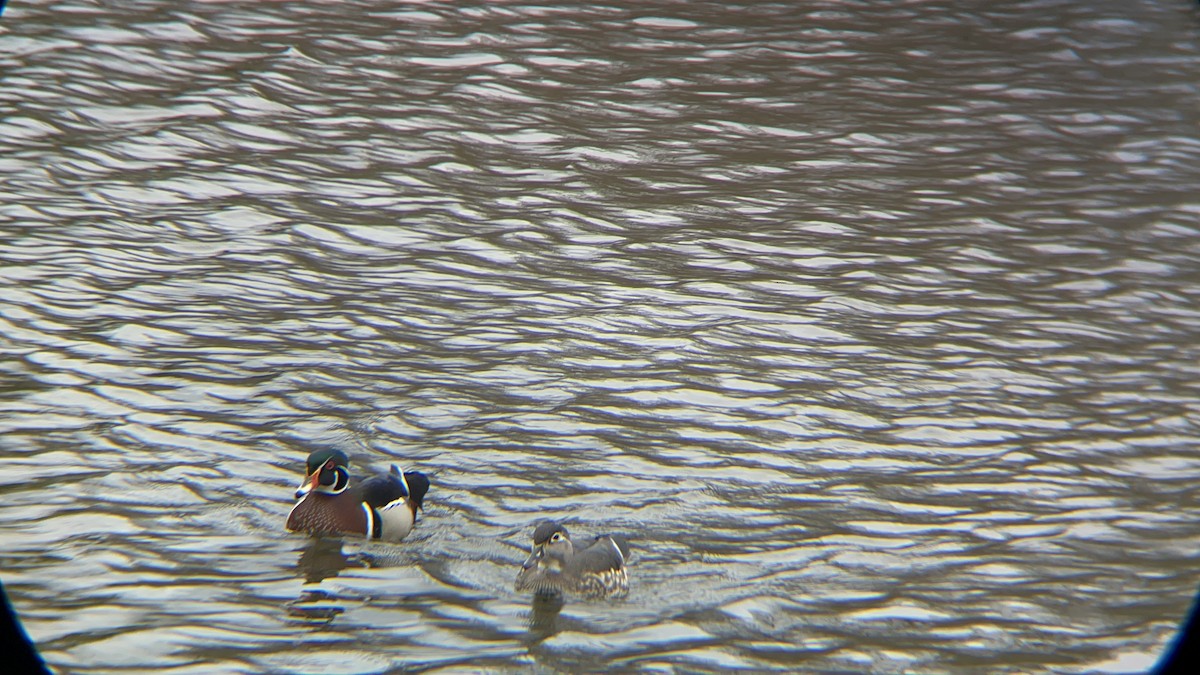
left=396, top=467, right=410, bottom=495
left=330, top=466, right=350, bottom=494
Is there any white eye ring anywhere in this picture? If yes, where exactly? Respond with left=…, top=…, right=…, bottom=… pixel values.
left=551, top=533, right=563, bottom=542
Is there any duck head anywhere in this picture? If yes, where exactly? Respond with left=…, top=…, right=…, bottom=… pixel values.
left=516, top=521, right=574, bottom=594
left=294, top=449, right=351, bottom=499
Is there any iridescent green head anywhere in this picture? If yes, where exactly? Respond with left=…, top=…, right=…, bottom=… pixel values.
left=295, top=449, right=351, bottom=499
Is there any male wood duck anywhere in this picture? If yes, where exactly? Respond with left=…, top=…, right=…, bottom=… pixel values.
left=286, top=449, right=430, bottom=542
left=514, top=521, right=631, bottom=600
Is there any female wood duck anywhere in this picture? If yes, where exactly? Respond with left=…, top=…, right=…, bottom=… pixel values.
left=286, top=449, right=430, bottom=542
left=515, top=521, right=631, bottom=600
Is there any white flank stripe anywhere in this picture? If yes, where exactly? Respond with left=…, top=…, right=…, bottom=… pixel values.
left=362, top=503, right=375, bottom=539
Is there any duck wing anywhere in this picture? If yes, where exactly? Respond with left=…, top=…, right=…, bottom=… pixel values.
left=356, top=469, right=407, bottom=511
left=573, top=534, right=630, bottom=574
left=355, top=466, right=430, bottom=510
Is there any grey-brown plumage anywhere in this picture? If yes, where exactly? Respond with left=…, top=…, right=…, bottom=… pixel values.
left=515, top=521, right=630, bottom=600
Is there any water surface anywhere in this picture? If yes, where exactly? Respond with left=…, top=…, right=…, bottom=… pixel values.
left=3, top=0, right=1200, bottom=672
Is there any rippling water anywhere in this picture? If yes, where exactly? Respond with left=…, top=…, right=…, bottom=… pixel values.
left=3, top=0, right=1200, bottom=672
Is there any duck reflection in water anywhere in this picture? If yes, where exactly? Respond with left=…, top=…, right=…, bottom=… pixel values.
left=295, top=536, right=357, bottom=584
left=287, top=537, right=363, bottom=624
left=526, top=592, right=565, bottom=640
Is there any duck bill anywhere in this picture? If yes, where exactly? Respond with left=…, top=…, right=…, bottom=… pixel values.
left=521, top=547, right=543, bottom=570
left=294, top=470, right=320, bottom=500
